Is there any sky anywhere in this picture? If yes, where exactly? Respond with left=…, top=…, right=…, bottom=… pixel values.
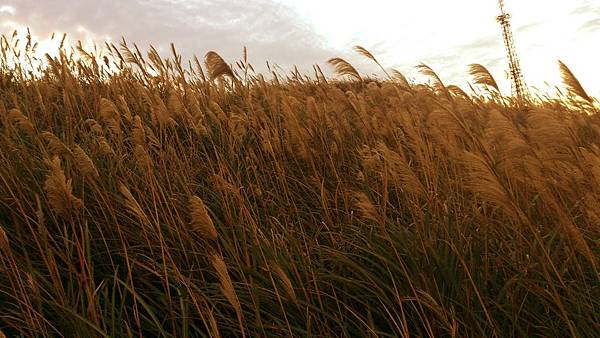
left=1, top=0, right=599, bottom=97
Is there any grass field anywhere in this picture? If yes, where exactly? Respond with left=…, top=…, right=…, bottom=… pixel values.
left=0, top=36, right=599, bottom=337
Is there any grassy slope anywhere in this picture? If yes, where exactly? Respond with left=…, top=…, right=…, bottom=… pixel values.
left=0, top=44, right=599, bottom=337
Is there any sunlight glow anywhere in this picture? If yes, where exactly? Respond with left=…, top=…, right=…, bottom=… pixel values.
left=276, top=0, right=600, bottom=97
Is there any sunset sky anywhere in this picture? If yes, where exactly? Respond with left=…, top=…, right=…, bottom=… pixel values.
left=1, top=0, right=599, bottom=97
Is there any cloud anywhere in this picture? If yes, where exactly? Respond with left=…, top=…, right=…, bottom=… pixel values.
left=516, top=21, right=543, bottom=33
left=0, top=0, right=335, bottom=71
left=395, top=34, right=510, bottom=90
left=420, top=35, right=502, bottom=70
left=0, top=5, right=16, bottom=15
left=579, top=18, right=600, bottom=33
left=570, top=2, right=600, bottom=16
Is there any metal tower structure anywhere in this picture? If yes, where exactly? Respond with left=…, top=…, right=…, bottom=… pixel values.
left=496, top=0, right=528, bottom=99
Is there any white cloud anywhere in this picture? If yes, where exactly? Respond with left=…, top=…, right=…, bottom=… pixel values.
left=0, top=0, right=335, bottom=73
left=0, top=5, right=16, bottom=15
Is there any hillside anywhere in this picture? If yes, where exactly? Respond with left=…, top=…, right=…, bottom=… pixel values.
left=0, top=42, right=599, bottom=337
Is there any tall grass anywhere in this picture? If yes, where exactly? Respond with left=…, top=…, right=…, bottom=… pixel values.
left=0, top=32, right=599, bottom=337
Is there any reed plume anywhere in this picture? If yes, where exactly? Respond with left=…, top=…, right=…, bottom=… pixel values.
left=133, top=144, right=152, bottom=170
left=462, top=151, right=523, bottom=221
left=97, top=137, right=115, bottom=156
left=377, top=142, right=426, bottom=198
left=119, top=183, right=149, bottom=224
left=41, top=131, right=73, bottom=158
left=0, top=226, right=8, bottom=252
left=468, top=63, right=499, bottom=92
left=189, top=196, right=218, bottom=240
left=391, top=69, right=410, bottom=89
left=417, top=63, right=449, bottom=99
left=205, top=51, right=234, bottom=80
left=99, top=98, right=122, bottom=136
left=211, top=254, right=242, bottom=321
left=85, top=119, right=104, bottom=136
left=353, top=45, right=391, bottom=79
left=352, top=191, right=380, bottom=223
left=8, top=109, right=35, bottom=136
left=43, top=156, right=83, bottom=216
left=72, top=144, right=99, bottom=179
left=558, top=60, right=593, bottom=104
left=447, top=85, right=470, bottom=98
left=131, top=115, right=146, bottom=146
left=327, top=57, right=362, bottom=82
left=270, top=263, right=297, bottom=304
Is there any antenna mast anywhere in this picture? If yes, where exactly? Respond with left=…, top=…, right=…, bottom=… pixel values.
left=497, top=0, right=528, bottom=99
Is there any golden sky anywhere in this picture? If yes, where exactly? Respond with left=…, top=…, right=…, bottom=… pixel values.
left=1, top=0, right=599, bottom=97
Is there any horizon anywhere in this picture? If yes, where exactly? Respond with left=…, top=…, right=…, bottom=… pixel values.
left=1, top=0, right=599, bottom=97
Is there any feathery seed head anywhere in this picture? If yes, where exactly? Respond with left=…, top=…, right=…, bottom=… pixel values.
left=205, top=51, right=234, bottom=80
left=211, top=253, right=242, bottom=317
left=8, top=109, right=35, bottom=136
left=43, top=156, right=84, bottom=216
left=189, top=195, right=218, bottom=240
left=73, top=144, right=99, bottom=179
left=327, top=57, right=362, bottom=82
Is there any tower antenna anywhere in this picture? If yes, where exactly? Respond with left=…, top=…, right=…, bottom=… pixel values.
left=497, top=0, right=528, bottom=99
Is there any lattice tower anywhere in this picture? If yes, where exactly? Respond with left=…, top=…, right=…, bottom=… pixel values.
left=497, top=0, right=528, bottom=99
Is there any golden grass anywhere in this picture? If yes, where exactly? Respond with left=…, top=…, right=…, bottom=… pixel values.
left=189, top=196, right=218, bottom=240
left=0, top=34, right=598, bottom=337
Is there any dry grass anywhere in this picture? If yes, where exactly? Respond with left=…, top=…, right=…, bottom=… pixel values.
left=0, top=34, right=599, bottom=337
